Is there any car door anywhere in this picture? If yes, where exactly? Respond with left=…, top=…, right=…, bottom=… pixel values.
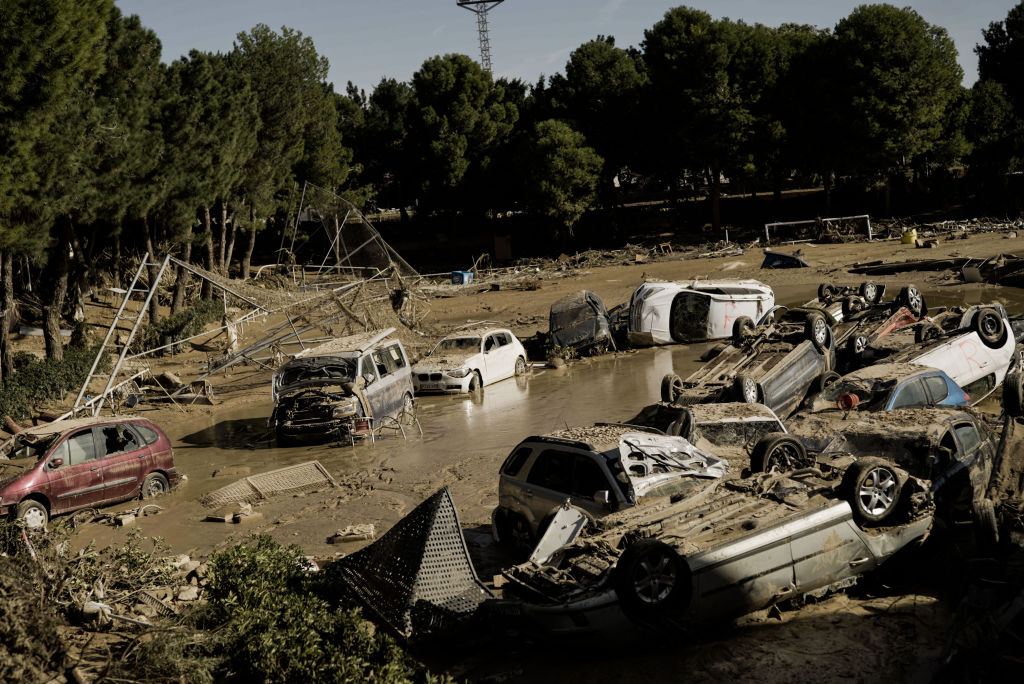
left=791, top=505, right=877, bottom=594
left=97, top=424, right=149, bottom=503
left=522, top=448, right=577, bottom=527
left=45, top=428, right=104, bottom=514
left=481, top=333, right=501, bottom=384
left=495, top=332, right=517, bottom=379
left=364, top=349, right=399, bottom=420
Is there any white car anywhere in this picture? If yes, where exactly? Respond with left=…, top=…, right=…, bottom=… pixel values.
left=413, top=327, right=528, bottom=393
left=627, top=279, right=774, bottom=346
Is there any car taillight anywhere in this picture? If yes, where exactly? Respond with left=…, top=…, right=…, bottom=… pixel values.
left=963, top=393, right=970, bottom=402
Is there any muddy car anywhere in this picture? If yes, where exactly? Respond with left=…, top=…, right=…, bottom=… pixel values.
left=867, top=304, right=1017, bottom=402
left=660, top=304, right=836, bottom=419
left=270, top=328, right=413, bottom=443
left=0, top=416, right=178, bottom=528
left=548, top=290, right=615, bottom=353
left=803, top=362, right=971, bottom=412
left=820, top=284, right=925, bottom=364
left=412, top=327, right=527, bottom=393
left=627, top=279, right=774, bottom=346
left=492, top=425, right=728, bottom=545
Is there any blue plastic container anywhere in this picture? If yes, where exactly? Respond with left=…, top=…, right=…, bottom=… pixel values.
left=451, top=270, right=474, bottom=285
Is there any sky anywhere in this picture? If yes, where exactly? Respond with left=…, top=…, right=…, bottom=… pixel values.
left=115, top=0, right=1021, bottom=93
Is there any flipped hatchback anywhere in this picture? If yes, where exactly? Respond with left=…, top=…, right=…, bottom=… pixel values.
left=0, top=416, right=178, bottom=528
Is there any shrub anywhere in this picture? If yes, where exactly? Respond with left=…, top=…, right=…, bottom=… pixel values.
left=0, top=345, right=107, bottom=421
left=140, top=300, right=224, bottom=353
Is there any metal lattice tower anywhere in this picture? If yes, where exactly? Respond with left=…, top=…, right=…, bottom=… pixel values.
left=457, top=0, right=504, bottom=73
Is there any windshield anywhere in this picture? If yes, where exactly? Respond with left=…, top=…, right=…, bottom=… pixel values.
left=280, top=360, right=355, bottom=387
left=3, top=434, right=55, bottom=461
left=434, top=337, right=481, bottom=353
left=692, top=420, right=784, bottom=447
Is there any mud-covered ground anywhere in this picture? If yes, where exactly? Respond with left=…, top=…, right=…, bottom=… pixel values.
left=21, top=227, right=1024, bottom=681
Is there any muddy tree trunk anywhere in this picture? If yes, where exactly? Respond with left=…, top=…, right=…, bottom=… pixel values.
left=201, top=205, right=215, bottom=299
left=224, top=207, right=238, bottom=274
left=0, top=250, right=13, bottom=380
left=113, top=234, right=122, bottom=290
left=170, top=222, right=193, bottom=316
left=218, top=198, right=228, bottom=272
left=240, top=207, right=258, bottom=280
left=43, top=218, right=72, bottom=361
left=142, top=215, right=160, bottom=325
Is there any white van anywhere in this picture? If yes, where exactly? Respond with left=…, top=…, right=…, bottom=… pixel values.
left=627, top=279, right=775, bottom=346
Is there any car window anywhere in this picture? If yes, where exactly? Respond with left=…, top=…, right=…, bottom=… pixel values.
left=954, top=423, right=982, bottom=456
left=135, top=423, right=160, bottom=445
left=386, top=344, right=406, bottom=368
left=371, top=351, right=388, bottom=377
left=498, top=333, right=512, bottom=346
left=63, top=429, right=97, bottom=465
left=573, top=456, right=611, bottom=499
left=924, top=376, right=949, bottom=403
left=101, top=425, right=141, bottom=456
left=501, top=447, right=532, bottom=476
left=525, top=449, right=574, bottom=491
left=484, top=335, right=498, bottom=353
left=891, top=379, right=929, bottom=409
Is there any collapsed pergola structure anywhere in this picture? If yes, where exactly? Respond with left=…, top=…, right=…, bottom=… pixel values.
left=69, top=186, right=424, bottom=419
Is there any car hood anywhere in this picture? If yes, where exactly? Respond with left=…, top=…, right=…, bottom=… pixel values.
left=414, top=353, right=477, bottom=370
left=0, top=457, right=34, bottom=489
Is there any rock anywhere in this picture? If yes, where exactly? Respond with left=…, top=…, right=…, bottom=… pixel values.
left=233, top=510, right=263, bottom=524
left=549, top=357, right=567, bottom=369
left=157, top=371, right=183, bottom=389
left=115, top=514, right=135, bottom=526
left=179, top=560, right=201, bottom=574
left=205, top=502, right=252, bottom=522
left=176, top=585, right=199, bottom=601
left=147, top=587, right=174, bottom=602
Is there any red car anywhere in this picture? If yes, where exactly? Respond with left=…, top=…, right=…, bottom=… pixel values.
left=0, top=416, right=179, bottom=529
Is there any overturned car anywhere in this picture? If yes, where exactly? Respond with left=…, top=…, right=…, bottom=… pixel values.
left=548, top=290, right=617, bottom=354
left=270, top=328, right=414, bottom=443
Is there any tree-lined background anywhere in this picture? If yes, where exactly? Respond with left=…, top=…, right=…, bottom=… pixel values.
left=3, top=0, right=1024, bottom=364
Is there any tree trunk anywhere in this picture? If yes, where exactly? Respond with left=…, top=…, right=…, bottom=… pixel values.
left=224, top=209, right=238, bottom=274
left=142, top=215, right=160, bottom=325
left=218, top=198, right=228, bottom=272
left=0, top=249, right=14, bottom=380
left=43, top=218, right=72, bottom=361
left=113, top=234, right=121, bottom=290
left=241, top=207, right=258, bottom=280
left=171, top=222, right=193, bottom=316
left=710, top=162, right=722, bottom=232
left=201, top=205, right=214, bottom=299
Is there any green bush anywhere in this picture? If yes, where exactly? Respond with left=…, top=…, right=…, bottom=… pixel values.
left=141, top=299, right=224, bottom=353
left=0, top=345, right=108, bottom=421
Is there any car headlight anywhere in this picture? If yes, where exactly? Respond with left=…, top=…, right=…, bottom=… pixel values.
left=448, top=368, right=471, bottom=378
left=332, top=398, right=359, bottom=418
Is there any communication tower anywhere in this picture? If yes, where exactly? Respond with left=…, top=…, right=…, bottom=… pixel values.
left=457, top=0, right=504, bottom=73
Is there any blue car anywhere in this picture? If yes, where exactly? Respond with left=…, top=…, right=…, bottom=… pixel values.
left=803, top=362, right=970, bottom=413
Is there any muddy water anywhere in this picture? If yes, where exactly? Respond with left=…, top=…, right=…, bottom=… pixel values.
left=77, top=280, right=1024, bottom=557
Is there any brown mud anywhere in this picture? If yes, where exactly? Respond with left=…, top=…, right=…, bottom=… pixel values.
left=28, top=227, right=1024, bottom=681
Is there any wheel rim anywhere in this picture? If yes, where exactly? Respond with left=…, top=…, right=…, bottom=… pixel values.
left=671, top=377, right=684, bottom=400
left=766, top=445, right=799, bottom=471
left=404, top=394, right=414, bottom=414
left=863, top=284, right=877, bottom=301
left=743, top=379, right=757, bottom=403
left=515, top=357, right=526, bottom=374
left=146, top=478, right=167, bottom=497
left=813, top=318, right=828, bottom=345
left=632, top=551, right=677, bottom=604
left=854, top=336, right=867, bottom=353
left=907, top=289, right=922, bottom=311
left=858, top=467, right=897, bottom=516
left=980, top=312, right=1000, bottom=337
left=22, top=505, right=45, bottom=529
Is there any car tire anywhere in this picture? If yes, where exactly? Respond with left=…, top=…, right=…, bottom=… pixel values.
left=17, top=499, right=48, bottom=530
left=972, top=498, right=1000, bottom=547
left=1003, top=371, right=1024, bottom=418
left=841, top=459, right=902, bottom=524
left=732, top=316, right=755, bottom=345
left=514, top=356, right=528, bottom=375
left=818, top=283, right=837, bottom=303
left=814, top=371, right=841, bottom=394
left=141, top=472, right=170, bottom=499
left=859, top=281, right=879, bottom=304
left=495, top=509, right=534, bottom=547
left=468, top=372, right=481, bottom=392
left=897, top=285, right=924, bottom=317
left=846, top=334, right=869, bottom=356
left=661, top=373, right=684, bottom=403
left=614, top=539, right=691, bottom=625
left=734, top=374, right=759, bottom=404
left=973, top=307, right=1006, bottom=349
left=915, top=322, right=942, bottom=343
left=751, top=433, right=810, bottom=472
left=666, top=408, right=694, bottom=438
left=842, top=295, right=866, bottom=319
left=804, top=312, right=830, bottom=352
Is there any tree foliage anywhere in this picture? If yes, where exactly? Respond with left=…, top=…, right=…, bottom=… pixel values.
left=523, top=119, right=603, bottom=234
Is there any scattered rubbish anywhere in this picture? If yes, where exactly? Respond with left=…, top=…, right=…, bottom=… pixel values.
left=901, top=228, right=918, bottom=244
left=915, top=238, right=938, bottom=248
left=760, top=250, right=809, bottom=269
left=199, top=460, right=337, bottom=508
left=451, top=270, right=474, bottom=285
left=205, top=502, right=254, bottom=523
left=328, top=524, right=376, bottom=543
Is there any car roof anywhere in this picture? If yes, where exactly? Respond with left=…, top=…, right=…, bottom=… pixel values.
left=442, top=327, right=511, bottom=338
left=538, top=424, right=639, bottom=453
left=294, top=328, right=397, bottom=358
left=17, top=415, right=150, bottom=438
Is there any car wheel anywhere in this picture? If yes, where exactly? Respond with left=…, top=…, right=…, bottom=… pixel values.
left=847, top=334, right=869, bottom=356
left=665, top=409, right=693, bottom=438
left=973, top=498, right=1000, bottom=547
left=614, top=539, right=691, bottom=624
left=400, top=393, right=415, bottom=424
left=514, top=356, right=527, bottom=375
left=751, top=433, right=810, bottom=472
left=897, top=285, right=924, bottom=317
left=804, top=312, right=830, bottom=351
left=841, top=459, right=902, bottom=524
left=1004, top=371, right=1024, bottom=418
left=17, top=499, right=48, bottom=530
left=859, top=281, right=879, bottom=304
left=499, top=511, right=534, bottom=548
left=842, top=295, right=866, bottom=319
left=141, top=472, right=170, bottom=499
left=817, top=283, right=837, bottom=303
left=814, top=371, right=840, bottom=394
left=734, top=374, right=759, bottom=403
left=468, top=372, right=481, bottom=392
left=661, top=373, right=684, bottom=403
left=973, top=307, right=1006, bottom=348
left=915, top=322, right=942, bottom=343
left=732, top=316, right=755, bottom=345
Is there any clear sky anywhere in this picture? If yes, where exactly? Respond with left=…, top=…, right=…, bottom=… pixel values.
left=115, top=1, right=1020, bottom=93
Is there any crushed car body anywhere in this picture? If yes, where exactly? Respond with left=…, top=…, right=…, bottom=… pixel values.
left=412, top=327, right=527, bottom=393
left=627, top=279, right=774, bottom=346
left=270, top=328, right=414, bottom=443
left=548, top=290, right=616, bottom=353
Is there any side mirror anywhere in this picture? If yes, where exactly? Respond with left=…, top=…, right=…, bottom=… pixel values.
left=593, top=490, right=611, bottom=507
left=50, top=457, right=64, bottom=469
